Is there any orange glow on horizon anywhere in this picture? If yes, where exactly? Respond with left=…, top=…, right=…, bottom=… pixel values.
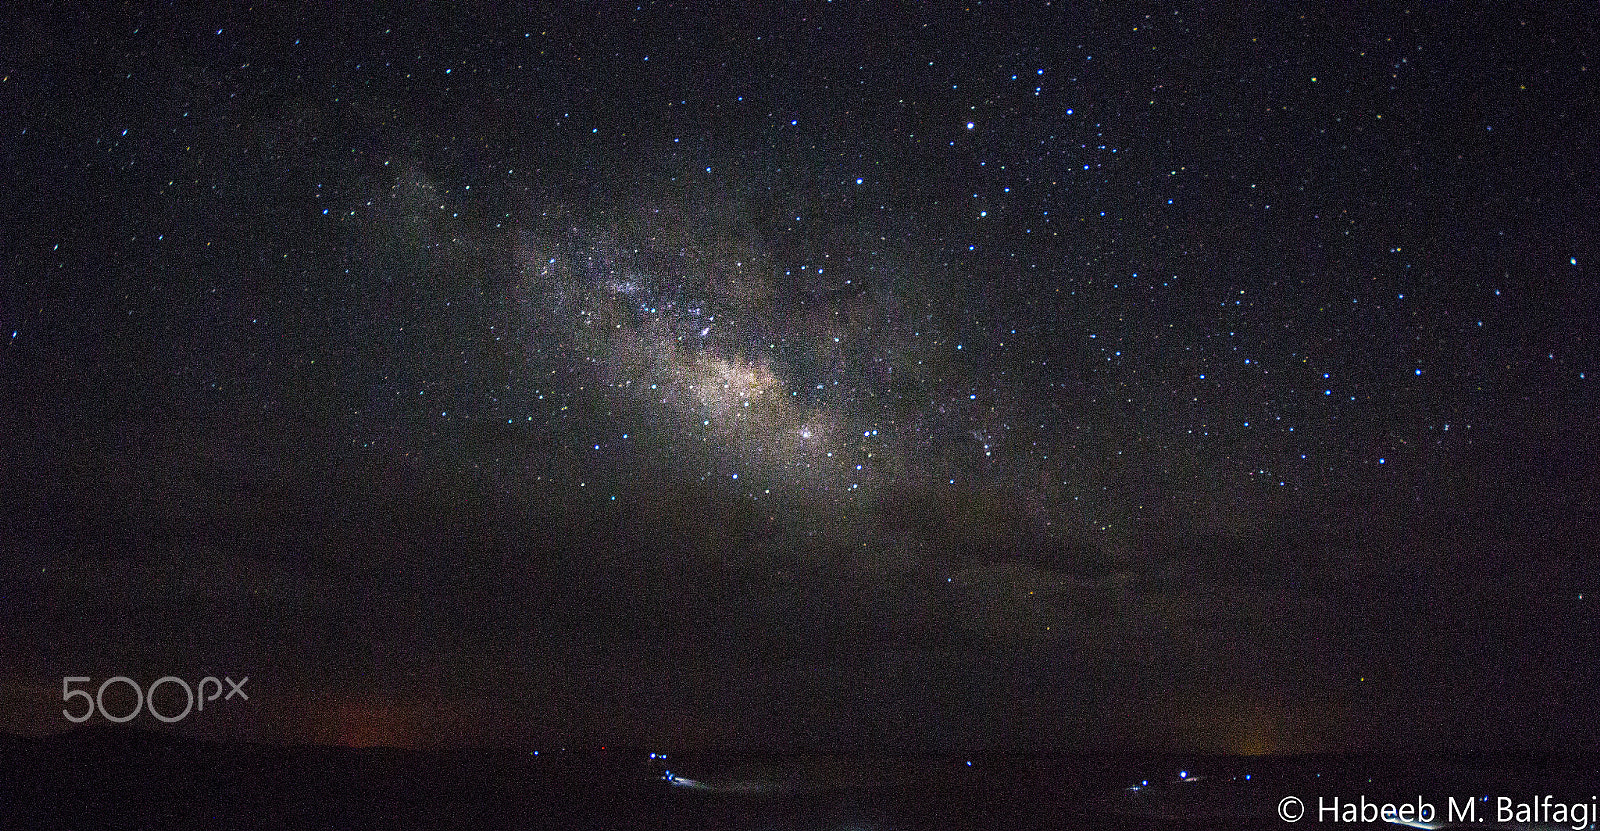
left=309, top=699, right=424, bottom=749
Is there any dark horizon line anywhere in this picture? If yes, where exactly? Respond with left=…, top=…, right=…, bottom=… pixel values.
left=8, top=724, right=1593, bottom=767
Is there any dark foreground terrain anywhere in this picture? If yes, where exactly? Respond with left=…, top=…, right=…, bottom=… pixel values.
left=3, top=729, right=1597, bottom=830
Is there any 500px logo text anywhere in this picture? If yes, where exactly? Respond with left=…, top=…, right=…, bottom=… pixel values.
left=62, top=676, right=249, bottom=724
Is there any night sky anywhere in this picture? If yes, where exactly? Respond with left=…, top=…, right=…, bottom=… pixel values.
left=2, top=3, right=1597, bottom=756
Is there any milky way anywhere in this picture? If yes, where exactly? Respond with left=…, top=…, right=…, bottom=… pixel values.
left=513, top=219, right=865, bottom=496
left=4, top=2, right=1594, bottom=755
